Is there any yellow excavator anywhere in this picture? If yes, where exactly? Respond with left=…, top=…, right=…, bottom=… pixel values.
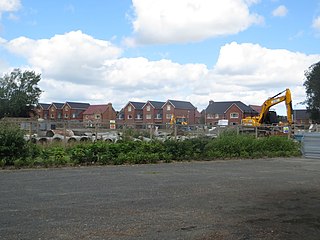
left=170, top=114, right=188, bottom=125
left=242, top=89, right=293, bottom=127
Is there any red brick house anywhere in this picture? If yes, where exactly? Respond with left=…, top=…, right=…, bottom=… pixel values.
left=142, top=101, right=165, bottom=126
left=162, top=100, right=197, bottom=125
left=62, top=102, right=90, bottom=121
left=36, top=103, right=50, bottom=119
left=122, top=101, right=145, bottom=127
left=48, top=102, right=64, bottom=121
left=82, top=103, right=116, bottom=127
left=293, top=109, right=312, bottom=125
left=205, top=100, right=258, bottom=126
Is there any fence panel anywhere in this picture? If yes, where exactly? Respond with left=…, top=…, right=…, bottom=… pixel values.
left=302, top=133, right=320, bottom=159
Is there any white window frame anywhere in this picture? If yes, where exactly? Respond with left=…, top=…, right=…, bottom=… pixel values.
left=166, top=113, right=172, bottom=120
left=146, top=105, right=151, bottom=111
left=128, top=105, right=132, bottom=112
left=146, top=114, right=152, bottom=119
left=166, top=105, right=171, bottom=111
left=230, top=112, right=239, bottom=118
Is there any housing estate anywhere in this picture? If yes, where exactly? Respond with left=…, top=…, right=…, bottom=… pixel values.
left=205, top=100, right=258, bottom=126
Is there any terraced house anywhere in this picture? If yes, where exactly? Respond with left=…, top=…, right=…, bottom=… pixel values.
left=82, top=103, right=116, bottom=127
left=205, top=100, right=258, bottom=126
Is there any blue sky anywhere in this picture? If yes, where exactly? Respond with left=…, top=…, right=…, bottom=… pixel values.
left=1, top=0, right=320, bottom=114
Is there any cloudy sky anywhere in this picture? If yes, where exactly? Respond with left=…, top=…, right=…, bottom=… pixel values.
left=0, top=0, right=320, bottom=114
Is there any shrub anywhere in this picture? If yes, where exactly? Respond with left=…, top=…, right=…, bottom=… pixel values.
left=0, top=121, right=28, bottom=165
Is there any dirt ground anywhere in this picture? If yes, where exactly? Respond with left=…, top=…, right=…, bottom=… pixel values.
left=0, top=157, right=319, bottom=239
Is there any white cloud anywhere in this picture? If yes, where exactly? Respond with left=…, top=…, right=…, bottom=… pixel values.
left=126, top=0, right=263, bottom=45
left=0, top=0, right=21, bottom=17
left=272, top=5, right=288, bottom=17
left=5, top=31, right=122, bottom=84
left=3, top=32, right=319, bottom=113
left=312, top=16, right=320, bottom=31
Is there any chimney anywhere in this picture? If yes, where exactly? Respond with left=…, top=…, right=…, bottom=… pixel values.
left=209, top=100, right=214, bottom=105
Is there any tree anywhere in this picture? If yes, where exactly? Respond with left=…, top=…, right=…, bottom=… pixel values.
left=0, top=69, right=42, bottom=118
left=303, top=61, right=320, bottom=123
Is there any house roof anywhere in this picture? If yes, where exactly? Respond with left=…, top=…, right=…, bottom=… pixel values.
left=83, top=104, right=111, bottom=115
left=50, top=102, right=64, bottom=109
left=249, top=105, right=262, bottom=114
left=128, top=101, right=145, bottom=110
left=294, top=109, right=311, bottom=120
left=164, top=100, right=196, bottom=110
left=143, top=101, right=166, bottom=109
left=38, top=103, right=50, bottom=110
left=206, top=101, right=257, bottom=114
left=65, top=102, right=90, bottom=109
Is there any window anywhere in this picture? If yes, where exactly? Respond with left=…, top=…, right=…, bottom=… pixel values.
left=207, top=114, right=214, bottom=119
left=128, top=105, right=132, bottom=112
left=136, top=114, right=142, bottom=119
left=146, top=114, right=152, bottom=119
left=230, top=113, right=239, bottom=118
left=127, top=115, right=132, bottom=119
left=95, top=114, right=100, bottom=119
left=57, top=113, right=61, bottom=119
left=215, top=114, right=219, bottom=119
left=166, top=105, right=171, bottom=111
left=44, top=113, right=48, bottom=119
left=72, top=113, right=76, bottom=118
left=86, top=115, right=89, bottom=119
left=146, top=105, right=151, bottom=111
left=51, top=114, right=54, bottom=118
left=51, top=108, right=54, bottom=112
left=65, top=106, right=69, bottom=111
left=64, top=114, right=69, bottom=118
left=156, top=113, right=162, bottom=119
left=166, top=113, right=172, bottom=120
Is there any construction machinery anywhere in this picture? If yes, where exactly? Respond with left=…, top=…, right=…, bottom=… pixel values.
left=242, top=89, right=293, bottom=127
left=170, top=114, right=188, bottom=125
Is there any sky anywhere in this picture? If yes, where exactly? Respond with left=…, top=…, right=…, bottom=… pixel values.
left=0, top=0, right=320, bottom=114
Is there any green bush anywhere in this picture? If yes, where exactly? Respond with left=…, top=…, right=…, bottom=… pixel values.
left=0, top=121, right=28, bottom=165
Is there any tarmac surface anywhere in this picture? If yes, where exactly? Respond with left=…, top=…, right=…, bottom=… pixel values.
left=0, top=157, right=320, bottom=240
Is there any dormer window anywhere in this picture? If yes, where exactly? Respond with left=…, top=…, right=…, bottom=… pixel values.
left=167, top=105, right=171, bottom=111
left=146, top=105, right=151, bottom=111
left=128, top=105, right=132, bottom=112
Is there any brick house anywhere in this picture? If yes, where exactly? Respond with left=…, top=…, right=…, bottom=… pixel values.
left=82, top=103, right=116, bottom=127
left=162, top=100, right=197, bottom=125
left=142, top=101, right=165, bottom=126
left=62, top=102, right=90, bottom=121
left=122, top=101, right=145, bottom=127
left=205, top=100, right=258, bottom=125
left=293, top=109, right=312, bottom=125
left=48, top=102, right=64, bottom=121
left=36, top=103, right=50, bottom=120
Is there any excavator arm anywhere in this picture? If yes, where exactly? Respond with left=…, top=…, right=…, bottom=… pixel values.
left=258, top=89, right=293, bottom=125
left=242, top=88, right=293, bottom=126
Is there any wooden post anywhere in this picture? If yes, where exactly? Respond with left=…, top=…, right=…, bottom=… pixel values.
left=174, top=124, right=177, bottom=140
left=63, top=121, right=67, bottom=148
left=255, top=126, right=258, bottom=139
left=95, top=122, right=98, bottom=142
left=149, top=124, right=153, bottom=139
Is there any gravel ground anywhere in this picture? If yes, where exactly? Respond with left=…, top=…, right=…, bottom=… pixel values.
left=0, top=157, right=320, bottom=240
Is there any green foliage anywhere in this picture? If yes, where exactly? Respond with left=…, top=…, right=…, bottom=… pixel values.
left=0, top=69, right=42, bottom=118
left=0, top=130, right=301, bottom=168
left=0, top=121, right=28, bottom=164
left=303, top=61, right=320, bottom=122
